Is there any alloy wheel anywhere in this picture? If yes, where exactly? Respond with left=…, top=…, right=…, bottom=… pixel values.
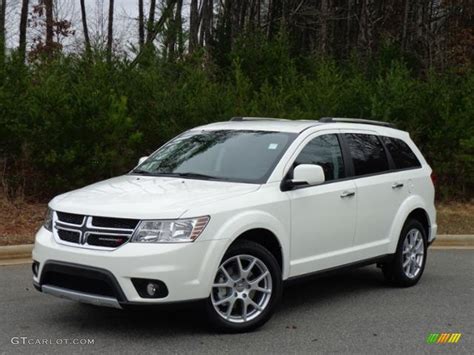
left=211, top=254, right=273, bottom=323
left=402, top=228, right=425, bottom=279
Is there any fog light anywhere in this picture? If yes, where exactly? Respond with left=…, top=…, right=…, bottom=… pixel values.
left=131, top=278, right=168, bottom=299
left=146, top=282, right=159, bottom=296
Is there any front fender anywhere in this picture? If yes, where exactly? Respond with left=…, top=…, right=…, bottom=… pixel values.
left=209, top=210, right=290, bottom=280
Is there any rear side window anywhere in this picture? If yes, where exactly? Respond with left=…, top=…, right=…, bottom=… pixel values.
left=294, top=134, right=345, bottom=181
left=381, top=136, right=421, bottom=169
left=344, top=134, right=389, bottom=176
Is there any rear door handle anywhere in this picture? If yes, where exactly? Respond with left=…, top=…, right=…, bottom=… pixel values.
left=340, top=191, right=355, bottom=198
left=392, top=182, right=404, bottom=189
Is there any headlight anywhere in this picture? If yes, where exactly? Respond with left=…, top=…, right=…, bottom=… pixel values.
left=131, top=216, right=209, bottom=243
left=43, top=208, right=53, bottom=232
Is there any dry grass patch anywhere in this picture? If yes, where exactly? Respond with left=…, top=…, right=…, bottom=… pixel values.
left=0, top=195, right=44, bottom=246
left=437, top=202, right=474, bottom=235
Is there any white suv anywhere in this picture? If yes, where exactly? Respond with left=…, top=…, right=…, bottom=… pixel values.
left=33, top=117, right=437, bottom=332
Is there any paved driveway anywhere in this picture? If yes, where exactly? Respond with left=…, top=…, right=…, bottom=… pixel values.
left=0, top=249, right=473, bottom=354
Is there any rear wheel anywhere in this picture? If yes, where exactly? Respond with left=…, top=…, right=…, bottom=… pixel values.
left=382, top=219, right=427, bottom=287
left=205, top=240, right=282, bottom=332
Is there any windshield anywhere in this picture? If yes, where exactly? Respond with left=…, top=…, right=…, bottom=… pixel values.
left=131, top=130, right=296, bottom=183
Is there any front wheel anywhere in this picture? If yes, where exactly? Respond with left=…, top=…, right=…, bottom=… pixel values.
left=205, top=240, right=282, bottom=333
left=382, top=219, right=428, bottom=287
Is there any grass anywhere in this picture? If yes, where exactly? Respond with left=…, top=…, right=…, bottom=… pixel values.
left=0, top=195, right=44, bottom=246
left=0, top=194, right=472, bottom=246
left=436, top=202, right=474, bottom=235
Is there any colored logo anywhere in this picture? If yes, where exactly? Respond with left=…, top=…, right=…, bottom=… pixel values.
left=426, top=333, right=462, bottom=344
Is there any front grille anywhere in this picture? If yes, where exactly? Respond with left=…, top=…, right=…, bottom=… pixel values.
left=92, top=217, right=139, bottom=230
left=54, top=212, right=139, bottom=249
left=57, top=229, right=80, bottom=244
left=57, top=212, right=84, bottom=225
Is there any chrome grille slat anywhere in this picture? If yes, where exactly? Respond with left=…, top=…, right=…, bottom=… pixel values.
left=54, top=212, right=138, bottom=250
left=55, top=219, right=85, bottom=228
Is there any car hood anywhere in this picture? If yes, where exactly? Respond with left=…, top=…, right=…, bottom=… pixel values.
left=49, top=175, right=260, bottom=219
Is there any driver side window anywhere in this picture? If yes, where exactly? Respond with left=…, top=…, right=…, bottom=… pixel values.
left=294, top=134, right=345, bottom=181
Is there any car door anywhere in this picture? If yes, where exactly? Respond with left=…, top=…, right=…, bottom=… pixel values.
left=341, top=132, right=408, bottom=258
left=286, top=132, right=357, bottom=277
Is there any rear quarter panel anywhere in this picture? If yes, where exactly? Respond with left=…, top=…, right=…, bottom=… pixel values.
left=386, top=137, right=436, bottom=252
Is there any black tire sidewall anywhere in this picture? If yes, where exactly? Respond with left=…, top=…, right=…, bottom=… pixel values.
left=205, top=240, right=282, bottom=333
left=388, top=219, right=428, bottom=287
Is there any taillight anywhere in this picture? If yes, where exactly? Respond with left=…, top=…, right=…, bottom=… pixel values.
left=430, top=172, right=437, bottom=186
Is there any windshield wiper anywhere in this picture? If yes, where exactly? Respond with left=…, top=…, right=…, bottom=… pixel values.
left=173, top=172, right=222, bottom=180
left=131, top=170, right=221, bottom=180
left=130, top=169, right=156, bottom=176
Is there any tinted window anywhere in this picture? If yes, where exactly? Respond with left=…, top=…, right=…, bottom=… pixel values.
left=294, top=134, right=345, bottom=181
left=133, top=130, right=295, bottom=183
left=381, top=136, right=421, bottom=169
left=344, top=134, right=389, bottom=176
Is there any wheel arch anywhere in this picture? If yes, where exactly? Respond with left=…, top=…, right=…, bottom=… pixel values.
left=388, top=195, right=432, bottom=253
left=230, top=228, right=284, bottom=272
left=406, top=208, right=430, bottom=239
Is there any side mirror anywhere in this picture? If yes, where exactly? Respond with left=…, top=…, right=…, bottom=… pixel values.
left=138, top=156, right=148, bottom=166
left=292, top=164, right=325, bottom=186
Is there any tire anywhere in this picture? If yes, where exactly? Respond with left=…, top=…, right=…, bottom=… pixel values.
left=205, top=240, right=282, bottom=333
left=382, top=219, right=428, bottom=287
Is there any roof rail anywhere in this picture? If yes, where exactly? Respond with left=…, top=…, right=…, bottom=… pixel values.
left=319, top=117, right=395, bottom=128
left=230, top=116, right=289, bottom=122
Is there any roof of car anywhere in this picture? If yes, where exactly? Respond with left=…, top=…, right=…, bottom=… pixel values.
left=192, top=117, right=405, bottom=135
left=193, top=118, right=321, bottom=133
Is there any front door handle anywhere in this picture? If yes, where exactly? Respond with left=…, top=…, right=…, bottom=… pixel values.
left=392, top=182, right=404, bottom=189
left=340, top=191, right=355, bottom=198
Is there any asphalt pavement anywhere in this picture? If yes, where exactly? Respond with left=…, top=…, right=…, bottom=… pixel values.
left=0, top=249, right=473, bottom=354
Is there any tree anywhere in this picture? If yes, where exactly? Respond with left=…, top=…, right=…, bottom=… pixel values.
left=146, top=0, right=156, bottom=45
left=28, top=0, right=73, bottom=60
left=0, top=0, right=6, bottom=64
left=199, top=0, right=214, bottom=47
left=107, top=0, right=114, bottom=62
left=45, top=0, right=53, bottom=48
left=138, top=0, right=145, bottom=49
left=79, top=0, right=91, bottom=54
left=203, top=0, right=214, bottom=47
left=320, top=0, right=329, bottom=54
left=401, top=0, right=410, bottom=51
left=167, top=0, right=184, bottom=60
left=19, top=0, right=29, bottom=62
left=189, top=0, right=199, bottom=52
left=129, top=0, right=175, bottom=68
left=175, top=0, right=183, bottom=56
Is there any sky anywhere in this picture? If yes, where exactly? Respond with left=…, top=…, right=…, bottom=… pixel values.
left=114, top=0, right=138, bottom=14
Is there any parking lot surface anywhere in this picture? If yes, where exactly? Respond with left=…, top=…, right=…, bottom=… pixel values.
left=0, top=249, right=472, bottom=354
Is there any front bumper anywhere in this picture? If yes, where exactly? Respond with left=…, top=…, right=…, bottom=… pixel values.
left=428, top=223, right=438, bottom=246
left=33, top=227, right=229, bottom=306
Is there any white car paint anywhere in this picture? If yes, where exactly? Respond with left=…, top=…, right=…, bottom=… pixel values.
left=49, top=175, right=260, bottom=219
left=33, top=119, right=437, bottom=305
